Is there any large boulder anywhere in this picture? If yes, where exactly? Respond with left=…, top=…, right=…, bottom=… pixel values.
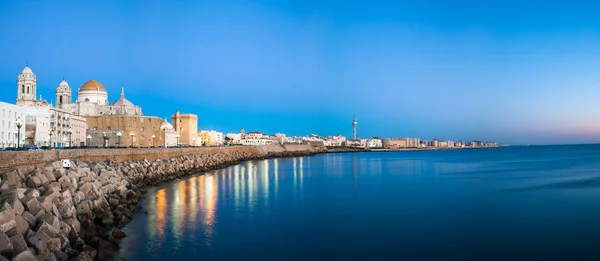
left=0, top=231, right=13, bottom=257
left=0, top=208, right=16, bottom=234
left=27, top=231, right=56, bottom=254
left=14, top=215, right=28, bottom=236
left=9, top=234, right=27, bottom=256
left=21, top=212, right=36, bottom=229
left=20, top=196, right=41, bottom=216
left=10, top=250, right=36, bottom=261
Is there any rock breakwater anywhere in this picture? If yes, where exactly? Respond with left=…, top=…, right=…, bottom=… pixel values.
left=0, top=146, right=319, bottom=260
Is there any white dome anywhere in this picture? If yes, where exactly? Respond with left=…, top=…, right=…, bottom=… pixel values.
left=161, top=120, right=174, bottom=131
left=21, top=66, right=33, bottom=74
left=112, top=98, right=134, bottom=106
left=59, top=80, right=69, bottom=87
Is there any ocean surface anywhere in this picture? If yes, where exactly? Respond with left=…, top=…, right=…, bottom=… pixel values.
left=118, top=145, right=600, bottom=260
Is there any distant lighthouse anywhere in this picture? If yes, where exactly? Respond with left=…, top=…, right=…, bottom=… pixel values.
left=352, top=113, right=358, bottom=140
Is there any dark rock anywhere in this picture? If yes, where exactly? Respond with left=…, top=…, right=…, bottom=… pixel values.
left=81, top=245, right=96, bottom=260
left=75, top=252, right=93, bottom=261
left=53, top=250, right=68, bottom=261
left=111, top=228, right=126, bottom=239
left=0, top=230, right=13, bottom=258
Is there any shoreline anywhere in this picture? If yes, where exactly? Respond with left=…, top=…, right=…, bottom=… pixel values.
left=0, top=146, right=323, bottom=261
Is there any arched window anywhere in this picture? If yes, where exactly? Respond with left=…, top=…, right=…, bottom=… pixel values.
left=21, top=85, right=24, bottom=93
left=27, top=86, right=29, bottom=94
left=59, top=96, right=63, bottom=104
left=85, top=98, right=90, bottom=102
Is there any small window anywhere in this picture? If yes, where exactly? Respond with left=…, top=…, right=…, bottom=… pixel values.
left=22, top=85, right=24, bottom=93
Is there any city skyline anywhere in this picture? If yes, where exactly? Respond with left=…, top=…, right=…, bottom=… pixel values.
left=1, top=1, right=600, bottom=145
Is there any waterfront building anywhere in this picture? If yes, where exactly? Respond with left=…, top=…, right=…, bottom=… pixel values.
left=209, top=131, right=224, bottom=146
left=324, top=134, right=346, bottom=146
left=388, top=139, right=408, bottom=148
left=86, top=115, right=174, bottom=147
left=71, top=115, right=87, bottom=146
left=171, top=110, right=198, bottom=146
left=22, top=106, right=50, bottom=147
left=0, top=102, right=26, bottom=148
left=49, top=107, right=72, bottom=147
left=225, top=133, right=242, bottom=145
left=198, top=130, right=211, bottom=146
left=240, top=132, right=277, bottom=145
left=367, top=138, right=383, bottom=148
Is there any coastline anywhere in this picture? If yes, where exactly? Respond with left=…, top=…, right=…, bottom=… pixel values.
left=0, top=145, right=324, bottom=261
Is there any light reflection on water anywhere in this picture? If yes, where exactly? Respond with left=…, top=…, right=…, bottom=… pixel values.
left=119, top=147, right=600, bottom=260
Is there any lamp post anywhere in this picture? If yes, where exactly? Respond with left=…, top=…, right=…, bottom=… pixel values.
left=15, top=117, right=23, bottom=148
left=102, top=132, right=108, bottom=148
left=129, top=132, right=135, bottom=147
left=67, top=127, right=72, bottom=147
left=192, top=138, right=196, bottom=147
left=49, top=129, right=54, bottom=148
left=117, top=131, right=123, bottom=147
left=86, top=134, right=91, bottom=147
left=152, top=134, right=156, bottom=147
left=175, top=133, right=180, bottom=147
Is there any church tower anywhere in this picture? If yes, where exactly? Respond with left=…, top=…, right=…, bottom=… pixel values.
left=55, top=79, right=72, bottom=108
left=16, top=65, right=37, bottom=106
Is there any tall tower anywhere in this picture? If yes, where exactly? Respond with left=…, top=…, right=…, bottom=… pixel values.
left=16, top=65, right=37, bottom=105
left=55, top=79, right=72, bottom=108
left=352, top=113, right=358, bottom=140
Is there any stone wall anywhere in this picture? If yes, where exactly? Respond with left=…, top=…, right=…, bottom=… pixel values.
left=0, top=145, right=323, bottom=173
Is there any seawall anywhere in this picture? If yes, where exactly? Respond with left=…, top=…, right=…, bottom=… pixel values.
left=0, top=144, right=325, bottom=260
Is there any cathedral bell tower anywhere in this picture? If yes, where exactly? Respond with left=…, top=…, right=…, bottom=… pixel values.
left=16, top=65, right=37, bottom=106
left=55, top=78, right=72, bottom=108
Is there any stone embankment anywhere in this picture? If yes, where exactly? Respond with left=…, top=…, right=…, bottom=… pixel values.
left=0, top=144, right=324, bottom=261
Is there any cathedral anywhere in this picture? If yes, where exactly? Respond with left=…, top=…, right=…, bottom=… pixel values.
left=16, top=65, right=143, bottom=117
left=56, top=79, right=143, bottom=116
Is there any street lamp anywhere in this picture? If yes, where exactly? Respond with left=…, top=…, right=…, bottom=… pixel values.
left=192, top=138, right=196, bottom=147
left=15, top=117, right=23, bottom=148
left=67, top=127, right=72, bottom=147
left=86, top=134, right=91, bottom=147
left=129, top=132, right=135, bottom=147
left=102, top=132, right=108, bottom=148
left=49, top=129, right=54, bottom=148
left=152, top=134, right=156, bottom=147
left=116, top=131, right=123, bottom=147
left=175, top=133, right=180, bottom=147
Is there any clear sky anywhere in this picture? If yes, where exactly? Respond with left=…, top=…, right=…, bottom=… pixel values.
left=1, top=0, right=599, bottom=145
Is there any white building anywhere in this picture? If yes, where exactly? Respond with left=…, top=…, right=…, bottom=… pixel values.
left=240, top=132, right=277, bottom=146
left=209, top=131, right=224, bottom=146
left=324, top=134, right=346, bottom=146
left=50, top=107, right=72, bottom=147
left=225, top=133, right=242, bottom=144
left=0, top=102, right=26, bottom=148
left=160, top=120, right=177, bottom=147
left=367, top=138, right=383, bottom=148
left=22, top=106, right=50, bottom=147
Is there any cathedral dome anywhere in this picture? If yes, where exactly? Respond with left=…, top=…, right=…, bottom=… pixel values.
left=79, top=80, right=107, bottom=93
left=21, top=66, right=33, bottom=74
left=111, top=88, right=134, bottom=106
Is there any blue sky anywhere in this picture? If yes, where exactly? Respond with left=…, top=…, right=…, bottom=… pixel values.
left=1, top=0, right=599, bottom=145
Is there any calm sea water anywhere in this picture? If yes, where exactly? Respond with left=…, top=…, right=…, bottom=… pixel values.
left=118, top=145, right=600, bottom=260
